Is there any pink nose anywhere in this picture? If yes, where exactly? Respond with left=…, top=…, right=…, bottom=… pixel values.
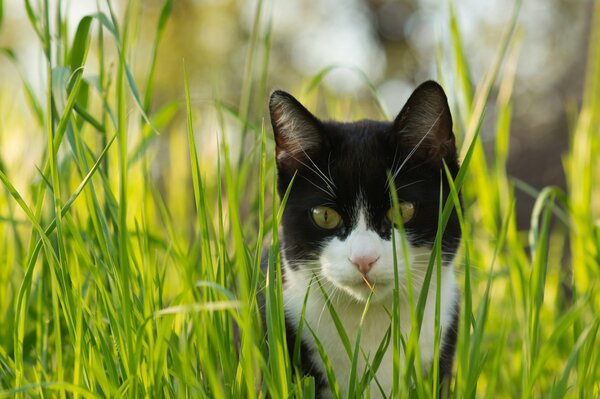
left=350, top=255, right=379, bottom=274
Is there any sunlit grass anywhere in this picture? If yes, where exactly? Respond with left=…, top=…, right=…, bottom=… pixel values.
left=0, top=0, right=599, bottom=398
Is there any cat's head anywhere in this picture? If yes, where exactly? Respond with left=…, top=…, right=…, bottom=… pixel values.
left=269, top=81, right=461, bottom=303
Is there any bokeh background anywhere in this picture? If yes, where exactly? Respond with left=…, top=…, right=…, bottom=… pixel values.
left=0, top=0, right=593, bottom=226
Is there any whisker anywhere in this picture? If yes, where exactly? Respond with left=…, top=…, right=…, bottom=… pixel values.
left=327, top=152, right=336, bottom=190
left=302, top=176, right=337, bottom=199
left=396, top=179, right=425, bottom=191
left=290, top=149, right=337, bottom=199
left=301, top=147, right=337, bottom=189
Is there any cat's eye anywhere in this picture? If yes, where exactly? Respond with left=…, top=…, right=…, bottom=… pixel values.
left=386, top=202, right=415, bottom=225
left=311, top=206, right=342, bottom=229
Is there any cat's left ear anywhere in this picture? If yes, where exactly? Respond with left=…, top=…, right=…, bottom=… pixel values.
left=269, top=90, right=323, bottom=168
left=392, top=81, right=456, bottom=163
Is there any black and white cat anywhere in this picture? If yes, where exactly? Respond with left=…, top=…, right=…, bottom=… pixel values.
left=268, top=81, right=461, bottom=398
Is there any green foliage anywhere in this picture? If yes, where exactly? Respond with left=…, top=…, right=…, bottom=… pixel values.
left=0, top=0, right=599, bottom=398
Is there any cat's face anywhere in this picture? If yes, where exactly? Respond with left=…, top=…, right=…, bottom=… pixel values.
left=270, top=81, right=461, bottom=303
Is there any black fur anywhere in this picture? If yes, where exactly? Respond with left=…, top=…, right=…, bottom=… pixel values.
left=439, top=302, right=460, bottom=382
left=285, top=315, right=329, bottom=393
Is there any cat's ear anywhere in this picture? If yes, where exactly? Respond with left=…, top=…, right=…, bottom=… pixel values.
left=392, top=81, right=456, bottom=162
left=269, top=90, right=323, bottom=168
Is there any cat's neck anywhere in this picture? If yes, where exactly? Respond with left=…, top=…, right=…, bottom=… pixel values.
left=282, top=259, right=458, bottom=398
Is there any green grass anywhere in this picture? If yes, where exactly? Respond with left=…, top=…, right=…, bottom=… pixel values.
left=1, top=0, right=600, bottom=398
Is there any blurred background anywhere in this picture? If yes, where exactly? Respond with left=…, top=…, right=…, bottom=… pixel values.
left=0, top=0, right=593, bottom=227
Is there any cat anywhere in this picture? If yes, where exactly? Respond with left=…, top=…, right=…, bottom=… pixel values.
left=267, top=81, right=461, bottom=398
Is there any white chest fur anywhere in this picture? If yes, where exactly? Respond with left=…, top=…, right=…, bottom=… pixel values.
left=283, top=263, right=458, bottom=398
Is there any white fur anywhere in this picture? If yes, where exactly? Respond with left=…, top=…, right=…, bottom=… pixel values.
left=283, top=210, right=458, bottom=398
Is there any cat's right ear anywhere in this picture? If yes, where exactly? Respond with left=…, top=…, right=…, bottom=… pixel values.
left=269, top=90, right=323, bottom=169
left=392, top=81, right=456, bottom=164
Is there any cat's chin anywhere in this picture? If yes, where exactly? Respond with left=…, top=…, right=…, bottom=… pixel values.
left=335, top=280, right=395, bottom=304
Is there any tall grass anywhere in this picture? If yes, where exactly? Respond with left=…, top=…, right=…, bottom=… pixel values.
left=0, top=0, right=599, bottom=398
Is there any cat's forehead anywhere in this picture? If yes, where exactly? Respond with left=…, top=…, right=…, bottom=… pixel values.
left=323, top=120, right=394, bottom=167
left=296, top=122, right=399, bottom=213
left=324, top=120, right=391, bottom=146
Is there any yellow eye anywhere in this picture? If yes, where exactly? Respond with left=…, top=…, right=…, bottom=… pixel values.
left=387, top=202, right=415, bottom=225
left=312, top=206, right=342, bottom=229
